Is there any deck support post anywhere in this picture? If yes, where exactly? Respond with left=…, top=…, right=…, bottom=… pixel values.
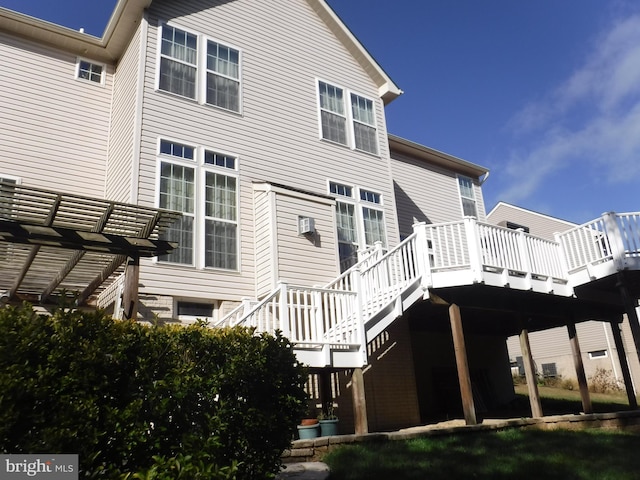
left=610, top=318, right=637, bottom=408
left=617, top=274, right=640, bottom=372
left=449, top=303, right=477, bottom=425
left=351, top=368, right=368, bottom=435
left=567, top=321, right=593, bottom=414
left=122, top=256, right=140, bottom=320
left=318, top=370, right=333, bottom=415
left=519, top=321, right=543, bottom=418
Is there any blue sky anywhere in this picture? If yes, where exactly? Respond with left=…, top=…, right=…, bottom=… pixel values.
left=2, top=0, right=639, bottom=224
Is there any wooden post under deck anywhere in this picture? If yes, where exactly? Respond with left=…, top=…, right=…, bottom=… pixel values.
left=318, top=370, right=333, bottom=415
left=617, top=275, right=640, bottom=371
left=519, top=324, right=543, bottom=418
left=351, top=368, right=368, bottom=435
left=567, top=322, right=593, bottom=414
left=449, top=303, right=477, bottom=425
left=122, top=256, right=140, bottom=320
left=610, top=319, right=638, bottom=408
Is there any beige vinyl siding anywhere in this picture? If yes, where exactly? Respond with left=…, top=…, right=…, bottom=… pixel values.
left=136, top=0, right=398, bottom=301
left=106, top=23, right=143, bottom=203
left=487, top=203, right=576, bottom=241
left=506, top=321, right=618, bottom=379
left=274, top=191, right=338, bottom=287
left=0, top=32, right=111, bottom=197
left=390, top=149, right=486, bottom=238
left=254, top=188, right=275, bottom=297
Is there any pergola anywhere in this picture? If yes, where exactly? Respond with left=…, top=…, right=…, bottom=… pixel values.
left=0, top=181, right=180, bottom=316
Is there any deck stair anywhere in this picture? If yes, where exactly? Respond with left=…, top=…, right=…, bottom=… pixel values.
left=216, top=212, right=640, bottom=368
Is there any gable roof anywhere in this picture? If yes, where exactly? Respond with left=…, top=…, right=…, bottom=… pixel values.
left=0, top=0, right=402, bottom=104
left=486, top=202, right=577, bottom=228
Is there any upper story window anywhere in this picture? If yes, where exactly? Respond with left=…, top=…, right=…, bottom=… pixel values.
left=159, top=25, right=198, bottom=99
left=319, top=82, right=347, bottom=145
left=206, top=41, right=240, bottom=111
left=351, top=94, right=377, bottom=154
left=76, top=59, right=105, bottom=85
left=158, top=23, right=242, bottom=113
left=318, top=81, right=378, bottom=154
left=158, top=139, right=238, bottom=270
left=330, top=181, right=386, bottom=271
left=458, top=175, right=478, bottom=218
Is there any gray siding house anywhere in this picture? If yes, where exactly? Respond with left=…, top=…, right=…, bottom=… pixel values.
left=1, top=0, right=640, bottom=435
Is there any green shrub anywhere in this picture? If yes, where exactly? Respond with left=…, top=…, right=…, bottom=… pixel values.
left=0, top=304, right=307, bottom=479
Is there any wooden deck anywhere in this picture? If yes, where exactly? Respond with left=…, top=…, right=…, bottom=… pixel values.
left=223, top=212, right=640, bottom=369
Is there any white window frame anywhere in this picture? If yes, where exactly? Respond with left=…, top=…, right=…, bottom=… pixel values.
left=588, top=350, right=608, bottom=360
left=155, top=138, right=240, bottom=271
left=316, top=79, right=379, bottom=155
left=457, top=175, right=478, bottom=218
left=329, top=180, right=387, bottom=270
left=156, top=21, right=243, bottom=114
left=75, top=58, right=106, bottom=86
left=350, top=92, right=378, bottom=154
left=176, top=299, right=218, bottom=324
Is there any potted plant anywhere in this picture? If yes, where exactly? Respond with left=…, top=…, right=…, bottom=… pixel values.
left=297, top=408, right=320, bottom=439
left=318, top=402, right=339, bottom=437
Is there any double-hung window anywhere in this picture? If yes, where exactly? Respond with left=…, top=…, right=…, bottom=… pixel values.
left=206, top=41, right=240, bottom=111
left=158, top=140, right=238, bottom=270
left=159, top=25, right=198, bottom=99
left=330, top=181, right=386, bottom=271
left=351, top=94, right=377, bottom=154
left=158, top=23, right=241, bottom=112
left=458, top=176, right=478, bottom=218
left=319, top=82, right=347, bottom=145
left=318, top=81, right=378, bottom=154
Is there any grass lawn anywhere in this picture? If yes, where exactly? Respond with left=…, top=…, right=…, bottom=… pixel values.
left=323, top=428, right=640, bottom=480
left=324, top=386, right=640, bottom=479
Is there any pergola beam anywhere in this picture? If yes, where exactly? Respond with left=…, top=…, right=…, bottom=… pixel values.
left=40, top=203, right=115, bottom=302
left=0, top=220, right=176, bottom=257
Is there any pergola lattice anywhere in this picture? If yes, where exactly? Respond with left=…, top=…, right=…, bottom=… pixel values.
left=0, top=181, right=180, bottom=309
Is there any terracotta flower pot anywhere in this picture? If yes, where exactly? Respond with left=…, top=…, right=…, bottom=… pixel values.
left=300, top=418, right=319, bottom=426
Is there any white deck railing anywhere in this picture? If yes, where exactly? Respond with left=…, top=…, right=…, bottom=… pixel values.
left=557, top=212, right=640, bottom=274
left=215, top=212, right=640, bottom=366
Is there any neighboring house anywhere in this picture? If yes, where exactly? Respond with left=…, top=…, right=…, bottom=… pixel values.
left=1, top=0, right=639, bottom=436
left=487, top=202, right=640, bottom=390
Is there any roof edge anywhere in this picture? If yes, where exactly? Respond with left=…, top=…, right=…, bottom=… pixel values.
left=486, top=201, right=578, bottom=227
left=388, top=134, right=489, bottom=178
left=307, top=0, right=403, bottom=104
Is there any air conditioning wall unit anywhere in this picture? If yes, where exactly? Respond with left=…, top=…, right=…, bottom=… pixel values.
left=298, top=216, right=315, bottom=235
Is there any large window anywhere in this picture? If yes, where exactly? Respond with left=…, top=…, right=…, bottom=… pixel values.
left=458, top=176, right=478, bottom=218
left=330, top=181, right=386, bottom=271
left=158, top=139, right=238, bottom=270
left=158, top=23, right=241, bottom=113
left=318, top=81, right=378, bottom=154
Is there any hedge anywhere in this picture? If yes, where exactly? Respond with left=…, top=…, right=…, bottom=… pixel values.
left=0, top=304, right=308, bottom=479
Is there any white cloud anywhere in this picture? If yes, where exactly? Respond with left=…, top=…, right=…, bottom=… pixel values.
left=499, top=12, right=640, bottom=204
